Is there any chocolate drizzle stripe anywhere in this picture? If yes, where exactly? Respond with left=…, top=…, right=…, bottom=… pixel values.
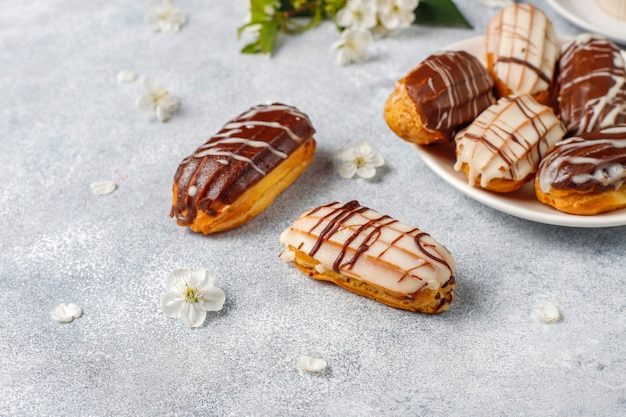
left=301, top=202, right=453, bottom=281
left=308, top=201, right=365, bottom=258
left=497, top=57, right=551, bottom=85
left=336, top=216, right=396, bottom=273
left=415, top=233, right=452, bottom=273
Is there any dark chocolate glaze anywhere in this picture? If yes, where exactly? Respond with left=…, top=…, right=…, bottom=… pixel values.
left=405, top=50, right=495, bottom=139
left=558, top=35, right=626, bottom=135
left=538, top=126, right=626, bottom=192
left=170, top=103, right=315, bottom=225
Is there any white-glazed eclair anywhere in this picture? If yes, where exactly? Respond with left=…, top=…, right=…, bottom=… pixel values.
left=486, top=3, right=559, bottom=104
left=279, top=201, right=456, bottom=314
left=454, top=94, right=566, bottom=193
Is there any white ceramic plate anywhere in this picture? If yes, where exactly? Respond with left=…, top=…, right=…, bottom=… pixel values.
left=413, top=36, right=626, bottom=228
left=546, top=0, right=626, bottom=45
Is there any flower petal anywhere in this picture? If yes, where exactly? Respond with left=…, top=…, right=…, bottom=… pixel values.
left=192, top=269, right=216, bottom=291
left=335, top=146, right=356, bottom=162
left=140, top=76, right=153, bottom=92
left=367, top=151, right=385, bottom=167
left=161, top=292, right=184, bottom=318
left=298, top=355, right=327, bottom=372
left=51, top=303, right=83, bottom=323
left=356, top=164, right=377, bottom=179
left=166, top=268, right=190, bottom=291
left=90, top=180, right=117, bottom=195
left=117, top=69, right=138, bottom=83
left=158, top=94, right=180, bottom=114
left=156, top=106, right=172, bottom=122
left=198, top=286, right=226, bottom=312
left=181, top=302, right=207, bottom=327
left=136, top=95, right=156, bottom=115
left=338, top=161, right=357, bottom=179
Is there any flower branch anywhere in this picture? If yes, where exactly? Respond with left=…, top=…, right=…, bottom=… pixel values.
left=238, top=0, right=471, bottom=63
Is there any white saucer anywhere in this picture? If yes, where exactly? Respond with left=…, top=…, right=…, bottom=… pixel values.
left=546, top=0, right=626, bottom=45
left=414, top=36, right=626, bottom=228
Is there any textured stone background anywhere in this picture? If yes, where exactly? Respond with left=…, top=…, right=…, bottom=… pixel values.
left=1, top=1, right=625, bottom=415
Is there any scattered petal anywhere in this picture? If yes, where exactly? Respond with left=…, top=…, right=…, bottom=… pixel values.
left=532, top=301, right=561, bottom=323
left=117, top=69, right=138, bottom=83
left=298, top=355, right=327, bottom=373
left=335, top=141, right=384, bottom=179
left=90, top=180, right=117, bottom=195
left=51, top=303, right=82, bottom=323
left=160, top=268, right=225, bottom=328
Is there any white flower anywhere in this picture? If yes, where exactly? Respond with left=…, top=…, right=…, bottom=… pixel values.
left=145, top=0, right=187, bottom=34
left=335, top=141, right=385, bottom=179
left=377, top=0, right=418, bottom=31
left=298, top=355, right=327, bottom=373
left=336, top=0, right=378, bottom=30
left=136, top=77, right=180, bottom=122
left=51, top=303, right=82, bottom=323
left=480, top=0, right=513, bottom=8
left=161, top=268, right=225, bottom=328
left=90, top=180, right=117, bottom=195
left=332, top=27, right=373, bottom=65
left=532, top=301, right=561, bottom=323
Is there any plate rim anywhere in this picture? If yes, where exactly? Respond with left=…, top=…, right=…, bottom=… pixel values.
left=546, top=0, right=626, bottom=45
left=413, top=35, right=626, bottom=228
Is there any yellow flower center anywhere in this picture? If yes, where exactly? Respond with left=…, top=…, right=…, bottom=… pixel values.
left=354, top=156, right=366, bottom=168
left=175, top=277, right=203, bottom=304
left=184, top=284, right=200, bottom=303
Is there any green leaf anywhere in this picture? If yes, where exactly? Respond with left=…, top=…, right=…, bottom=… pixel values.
left=413, top=0, right=473, bottom=29
left=258, top=20, right=279, bottom=54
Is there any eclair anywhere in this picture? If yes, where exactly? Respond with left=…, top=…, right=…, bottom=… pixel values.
left=485, top=3, right=559, bottom=105
left=384, top=50, right=495, bottom=145
left=557, top=33, right=626, bottom=135
left=170, top=103, right=316, bottom=234
left=279, top=201, right=456, bottom=314
left=535, top=125, right=626, bottom=215
left=454, top=94, right=566, bottom=193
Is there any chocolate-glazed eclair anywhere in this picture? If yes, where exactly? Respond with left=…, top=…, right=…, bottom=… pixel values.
left=558, top=34, right=626, bottom=136
left=171, top=103, right=316, bottom=234
left=454, top=94, right=566, bottom=193
left=485, top=3, right=559, bottom=105
left=279, top=201, right=456, bottom=314
left=384, top=50, right=495, bottom=145
left=535, top=125, right=626, bottom=215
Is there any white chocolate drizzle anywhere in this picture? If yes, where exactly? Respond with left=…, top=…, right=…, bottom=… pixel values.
left=454, top=95, right=566, bottom=188
left=537, top=125, right=626, bottom=194
left=558, top=34, right=626, bottom=135
left=424, top=51, right=492, bottom=131
left=185, top=104, right=308, bottom=175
